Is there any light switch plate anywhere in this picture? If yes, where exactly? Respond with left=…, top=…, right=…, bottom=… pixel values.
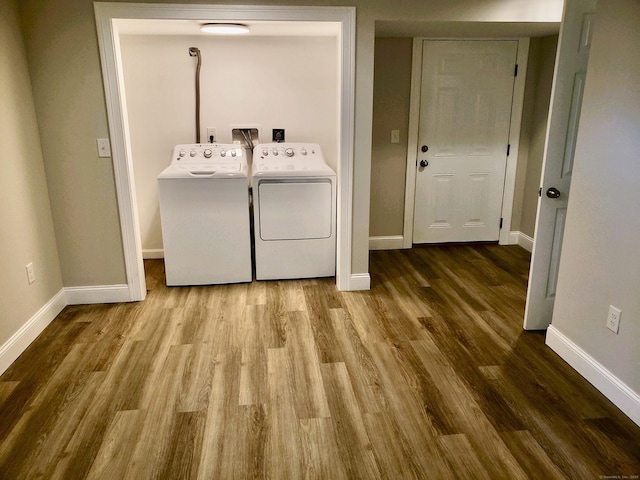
left=97, top=138, right=111, bottom=158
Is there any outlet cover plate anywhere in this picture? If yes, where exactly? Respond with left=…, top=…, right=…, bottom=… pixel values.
left=607, top=305, right=621, bottom=333
left=272, top=129, right=285, bottom=142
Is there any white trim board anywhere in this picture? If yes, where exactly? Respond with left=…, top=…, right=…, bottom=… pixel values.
left=349, top=273, right=371, bottom=291
left=370, top=232, right=530, bottom=252
left=508, top=231, right=534, bottom=251
left=403, top=38, right=530, bottom=248
left=0, top=290, right=66, bottom=376
left=65, top=285, right=131, bottom=305
left=94, top=3, right=359, bottom=295
left=143, top=249, right=164, bottom=260
left=369, top=235, right=404, bottom=250
left=546, top=325, right=640, bottom=427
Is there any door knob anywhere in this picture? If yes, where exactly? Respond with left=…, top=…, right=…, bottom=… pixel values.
left=546, top=187, right=561, bottom=199
left=421, top=145, right=429, bottom=152
left=420, top=159, right=429, bottom=167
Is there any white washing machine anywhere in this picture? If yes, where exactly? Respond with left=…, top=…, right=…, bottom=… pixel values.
left=252, top=142, right=336, bottom=280
left=158, top=143, right=252, bottom=285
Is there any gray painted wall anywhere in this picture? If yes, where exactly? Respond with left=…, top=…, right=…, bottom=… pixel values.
left=552, top=0, right=640, bottom=391
left=0, top=0, right=62, bottom=349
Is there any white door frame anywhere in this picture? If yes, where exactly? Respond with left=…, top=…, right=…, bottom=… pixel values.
left=94, top=3, right=356, bottom=300
left=403, top=37, right=530, bottom=248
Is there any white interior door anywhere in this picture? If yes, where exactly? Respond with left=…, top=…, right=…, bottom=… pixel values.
left=524, top=0, right=596, bottom=330
left=413, top=40, right=517, bottom=244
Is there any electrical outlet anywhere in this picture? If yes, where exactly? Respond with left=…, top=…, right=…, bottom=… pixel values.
left=26, top=262, right=35, bottom=285
left=206, top=128, right=216, bottom=143
left=272, top=129, right=285, bottom=142
left=606, top=305, right=621, bottom=334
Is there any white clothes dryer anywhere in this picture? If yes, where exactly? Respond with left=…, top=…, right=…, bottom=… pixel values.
left=252, top=142, right=336, bottom=280
left=158, top=143, right=251, bottom=285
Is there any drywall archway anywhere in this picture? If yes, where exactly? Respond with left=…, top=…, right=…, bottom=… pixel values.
left=94, top=3, right=356, bottom=300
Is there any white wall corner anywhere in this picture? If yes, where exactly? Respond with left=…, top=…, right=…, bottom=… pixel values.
left=0, top=289, right=66, bottom=376
left=347, top=273, right=371, bottom=291
left=369, top=235, right=405, bottom=251
left=65, top=285, right=131, bottom=305
left=546, top=325, right=640, bottom=427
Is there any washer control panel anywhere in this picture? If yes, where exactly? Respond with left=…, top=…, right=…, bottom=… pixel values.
left=257, top=143, right=319, bottom=160
left=172, top=143, right=245, bottom=163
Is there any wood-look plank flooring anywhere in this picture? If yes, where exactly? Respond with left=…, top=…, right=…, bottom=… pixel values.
left=1, top=244, right=639, bottom=479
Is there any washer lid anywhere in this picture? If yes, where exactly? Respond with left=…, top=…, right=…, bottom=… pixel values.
left=158, top=162, right=248, bottom=179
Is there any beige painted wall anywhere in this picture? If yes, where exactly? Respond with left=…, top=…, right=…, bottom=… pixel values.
left=370, top=37, right=412, bottom=237
left=552, top=0, right=640, bottom=391
left=18, top=0, right=126, bottom=287
left=511, top=34, right=558, bottom=237
left=16, top=0, right=562, bottom=288
left=0, top=0, right=62, bottom=344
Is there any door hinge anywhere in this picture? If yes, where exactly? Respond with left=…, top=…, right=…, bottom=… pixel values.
left=507, top=144, right=511, bottom=156
left=514, top=64, right=518, bottom=77
left=499, top=218, right=503, bottom=229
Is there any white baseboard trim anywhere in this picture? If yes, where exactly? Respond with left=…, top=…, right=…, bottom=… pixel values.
left=143, top=249, right=164, bottom=259
left=517, top=231, right=534, bottom=252
left=0, top=289, right=66, bottom=375
left=347, top=273, right=371, bottom=291
left=507, top=231, right=534, bottom=252
left=546, top=325, right=640, bottom=427
left=65, top=284, right=131, bottom=305
left=369, top=235, right=405, bottom=250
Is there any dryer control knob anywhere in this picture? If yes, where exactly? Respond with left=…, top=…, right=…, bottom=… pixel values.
left=284, top=148, right=294, bottom=157
left=189, top=150, right=197, bottom=157
left=301, top=148, right=307, bottom=155
left=179, top=150, right=186, bottom=157
left=272, top=148, right=279, bottom=156
left=262, top=149, right=268, bottom=156
left=231, top=150, right=237, bottom=157
left=220, top=149, right=226, bottom=157
left=203, top=149, right=212, bottom=158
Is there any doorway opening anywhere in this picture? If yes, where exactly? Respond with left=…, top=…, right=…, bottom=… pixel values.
left=94, top=4, right=356, bottom=300
left=403, top=37, right=531, bottom=249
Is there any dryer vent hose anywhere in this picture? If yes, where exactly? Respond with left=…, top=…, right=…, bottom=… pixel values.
left=188, top=47, right=202, bottom=143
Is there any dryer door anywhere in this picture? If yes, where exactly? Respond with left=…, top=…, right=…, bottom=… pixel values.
left=258, top=180, right=332, bottom=240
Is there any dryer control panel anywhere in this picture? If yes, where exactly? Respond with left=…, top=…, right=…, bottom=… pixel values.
left=256, top=143, right=320, bottom=160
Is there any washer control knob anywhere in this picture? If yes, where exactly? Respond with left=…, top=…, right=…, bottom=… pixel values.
left=203, top=149, right=212, bottom=158
left=272, top=148, right=279, bottom=156
left=284, top=147, right=294, bottom=157
left=220, top=149, right=226, bottom=157
left=231, top=150, right=237, bottom=157
left=262, top=149, right=268, bottom=156
left=301, top=148, right=307, bottom=155
left=189, top=150, right=197, bottom=157
left=179, top=150, right=186, bottom=157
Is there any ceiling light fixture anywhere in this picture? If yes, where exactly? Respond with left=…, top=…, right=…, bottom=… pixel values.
left=200, top=23, right=250, bottom=35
